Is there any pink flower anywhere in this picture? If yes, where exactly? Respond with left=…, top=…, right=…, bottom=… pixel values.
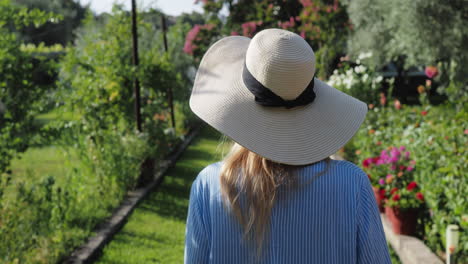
left=333, top=0, right=339, bottom=11
left=183, top=41, right=194, bottom=55
left=300, top=31, right=306, bottom=39
left=378, top=178, right=385, bottom=185
left=230, top=31, right=239, bottom=36
left=425, top=66, right=438, bottom=79
left=241, top=21, right=261, bottom=37
left=394, top=99, right=401, bottom=110
left=300, top=0, right=313, bottom=7
left=202, top=24, right=215, bottom=30
left=404, top=151, right=410, bottom=159
left=464, top=129, right=468, bottom=135
left=186, top=25, right=201, bottom=41
left=406, top=166, right=414, bottom=172
left=379, top=93, right=387, bottom=106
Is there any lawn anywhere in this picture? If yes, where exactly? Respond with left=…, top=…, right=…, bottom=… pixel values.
left=9, top=108, right=79, bottom=184
left=96, top=126, right=225, bottom=264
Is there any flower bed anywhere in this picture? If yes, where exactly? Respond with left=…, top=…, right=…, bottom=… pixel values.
left=343, top=103, right=467, bottom=259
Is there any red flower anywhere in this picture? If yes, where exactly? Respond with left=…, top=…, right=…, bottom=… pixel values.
left=379, top=189, right=386, bottom=199
left=421, top=110, right=428, bottom=116
left=416, top=192, right=424, bottom=201
left=407, top=181, right=418, bottom=191
left=372, top=157, right=380, bottom=163
left=399, top=165, right=406, bottom=171
left=362, top=158, right=373, bottom=168
left=392, top=194, right=400, bottom=201
left=390, top=187, right=398, bottom=195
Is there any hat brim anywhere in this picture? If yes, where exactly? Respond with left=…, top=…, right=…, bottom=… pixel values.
left=190, top=36, right=367, bottom=165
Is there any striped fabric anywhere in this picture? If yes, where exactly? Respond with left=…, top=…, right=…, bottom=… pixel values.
left=185, top=160, right=391, bottom=264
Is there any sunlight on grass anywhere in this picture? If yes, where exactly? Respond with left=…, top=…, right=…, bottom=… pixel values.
left=10, top=146, right=78, bottom=183
left=96, top=126, right=226, bottom=264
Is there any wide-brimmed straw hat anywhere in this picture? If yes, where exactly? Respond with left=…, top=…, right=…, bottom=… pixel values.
left=190, top=28, right=367, bottom=165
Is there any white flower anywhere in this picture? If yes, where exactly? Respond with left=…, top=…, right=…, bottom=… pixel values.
left=362, top=73, right=369, bottom=82
left=375, top=76, right=383, bottom=83
left=358, top=52, right=373, bottom=60
left=354, top=65, right=366, bottom=74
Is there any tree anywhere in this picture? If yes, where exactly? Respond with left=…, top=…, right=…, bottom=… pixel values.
left=14, top=0, right=88, bottom=45
left=0, top=0, right=60, bottom=173
left=344, top=0, right=468, bottom=101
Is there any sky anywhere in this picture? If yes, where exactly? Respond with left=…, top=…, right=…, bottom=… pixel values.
left=79, top=0, right=204, bottom=16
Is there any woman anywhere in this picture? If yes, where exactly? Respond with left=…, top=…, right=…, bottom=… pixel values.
left=185, top=29, right=391, bottom=263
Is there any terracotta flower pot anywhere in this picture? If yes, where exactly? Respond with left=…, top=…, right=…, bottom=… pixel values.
left=372, top=186, right=385, bottom=213
left=385, top=206, right=419, bottom=235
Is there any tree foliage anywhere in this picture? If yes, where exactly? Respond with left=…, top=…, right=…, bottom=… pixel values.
left=344, top=0, right=468, bottom=100
left=0, top=0, right=60, bottom=173
left=186, top=0, right=350, bottom=78
left=14, top=0, right=88, bottom=45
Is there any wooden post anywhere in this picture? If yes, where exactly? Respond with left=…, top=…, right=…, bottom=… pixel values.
left=161, top=14, right=176, bottom=129
left=131, top=0, right=142, bottom=132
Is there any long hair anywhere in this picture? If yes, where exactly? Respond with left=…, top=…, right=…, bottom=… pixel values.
left=220, top=142, right=330, bottom=254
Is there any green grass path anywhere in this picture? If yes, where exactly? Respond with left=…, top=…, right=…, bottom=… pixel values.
left=96, top=126, right=223, bottom=264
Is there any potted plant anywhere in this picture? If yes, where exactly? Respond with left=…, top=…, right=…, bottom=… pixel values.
left=377, top=146, right=425, bottom=235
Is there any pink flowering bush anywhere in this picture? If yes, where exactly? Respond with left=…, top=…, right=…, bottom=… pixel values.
left=241, top=21, right=263, bottom=37
left=183, top=23, right=219, bottom=63
left=188, top=0, right=350, bottom=78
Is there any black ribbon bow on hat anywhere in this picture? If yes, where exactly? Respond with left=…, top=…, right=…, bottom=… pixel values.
left=242, top=62, right=316, bottom=109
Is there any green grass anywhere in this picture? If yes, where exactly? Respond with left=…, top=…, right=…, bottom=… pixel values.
left=9, top=145, right=78, bottom=183
left=96, top=126, right=225, bottom=264
left=9, top=107, right=79, bottom=184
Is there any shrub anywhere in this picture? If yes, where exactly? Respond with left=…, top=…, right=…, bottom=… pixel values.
left=327, top=52, right=390, bottom=105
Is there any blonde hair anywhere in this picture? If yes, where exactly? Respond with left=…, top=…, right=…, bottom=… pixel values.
left=220, top=142, right=330, bottom=254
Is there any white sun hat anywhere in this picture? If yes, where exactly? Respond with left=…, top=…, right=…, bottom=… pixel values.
left=190, top=28, right=367, bottom=165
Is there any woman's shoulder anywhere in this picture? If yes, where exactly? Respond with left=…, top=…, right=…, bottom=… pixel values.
left=301, top=159, right=369, bottom=183
left=191, top=162, right=223, bottom=191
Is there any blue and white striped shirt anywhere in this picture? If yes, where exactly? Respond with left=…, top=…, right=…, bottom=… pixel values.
left=185, top=159, right=391, bottom=263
